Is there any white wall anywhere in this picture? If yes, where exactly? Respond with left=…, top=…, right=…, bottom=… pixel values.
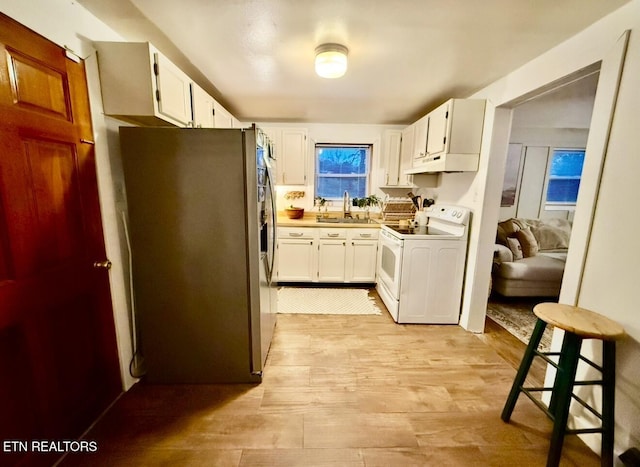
left=0, top=0, right=137, bottom=390
left=459, top=0, right=640, bottom=457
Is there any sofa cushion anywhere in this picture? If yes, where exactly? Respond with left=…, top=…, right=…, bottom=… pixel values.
left=496, top=254, right=565, bottom=281
left=515, top=227, right=539, bottom=257
left=531, top=224, right=571, bottom=250
left=506, top=237, right=524, bottom=260
left=494, top=243, right=514, bottom=264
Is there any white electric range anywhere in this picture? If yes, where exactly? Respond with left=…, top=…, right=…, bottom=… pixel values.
left=376, top=205, right=470, bottom=324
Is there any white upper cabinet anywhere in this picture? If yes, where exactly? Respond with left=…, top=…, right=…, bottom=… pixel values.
left=191, top=82, right=215, bottom=128
left=400, top=124, right=416, bottom=184
left=280, top=129, right=307, bottom=185
left=426, top=103, right=448, bottom=155
left=381, top=130, right=413, bottom=188
left=412, top=114, right=429, bottom=163
left=154, top=52, right=192, bottom=126
left=232, top=116, right=243, bottom=128
left=95, top=41, right=239, bottom=129
left=213, top=101, right=235, bottom=128
left=95, top=42, right=191, bottom=126
left=381, top=130, right=401, bottom=187
left=263, top=127, right=307, bottom=185
left=192, top=82, right=238, bottom=129
left=408, top=98, right=486, bottom=173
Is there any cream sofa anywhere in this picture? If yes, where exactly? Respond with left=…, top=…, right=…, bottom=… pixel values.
left=492, top=218, right=572, bottom=297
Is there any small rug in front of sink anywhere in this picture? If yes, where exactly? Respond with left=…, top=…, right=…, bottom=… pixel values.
left=277, top=287, right=382, bottom=315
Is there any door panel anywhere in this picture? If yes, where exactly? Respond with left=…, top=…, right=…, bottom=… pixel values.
left=7, top=48, right=70, bottom=119
left=0, top=197, right=13, bottom=282
left=0, top=13, right=121, bottom=466
left=25, top=138, right=84, bottom=268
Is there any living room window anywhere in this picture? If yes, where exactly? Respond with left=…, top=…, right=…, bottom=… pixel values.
left=545, top=149, right=585, bottom=207
left=314, top=144, right=371, bottom=200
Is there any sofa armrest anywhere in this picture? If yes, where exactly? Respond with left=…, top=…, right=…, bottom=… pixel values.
left=494, top=244, right=514, bottom=264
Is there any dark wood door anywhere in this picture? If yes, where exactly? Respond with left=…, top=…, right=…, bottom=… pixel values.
left=0, top=13, right=121, bottom=466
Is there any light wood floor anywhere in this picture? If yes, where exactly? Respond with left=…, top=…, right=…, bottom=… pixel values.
left=60, top=291, right=599, bottom=466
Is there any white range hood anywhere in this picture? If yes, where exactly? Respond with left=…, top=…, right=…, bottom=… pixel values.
left=406, top=153, right=480, bottom=174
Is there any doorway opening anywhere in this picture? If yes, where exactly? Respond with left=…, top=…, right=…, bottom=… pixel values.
left=486, top=72, right=599, bottom=345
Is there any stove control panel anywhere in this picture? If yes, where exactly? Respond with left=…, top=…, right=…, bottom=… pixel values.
left=425, top=205, right=470, bottom=225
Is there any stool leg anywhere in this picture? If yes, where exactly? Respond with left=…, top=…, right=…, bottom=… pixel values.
left=547, top=332, right=582, bottom=467
left=501, top=318, right=547, bottom=422
left=601, top=341, right=616, bottom=467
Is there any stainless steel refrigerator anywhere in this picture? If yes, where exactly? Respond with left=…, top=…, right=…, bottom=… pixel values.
left=119, top=125, right=277, bottom=383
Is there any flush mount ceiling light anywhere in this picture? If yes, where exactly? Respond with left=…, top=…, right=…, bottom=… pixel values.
left=315, top=43, right=348, bottom=79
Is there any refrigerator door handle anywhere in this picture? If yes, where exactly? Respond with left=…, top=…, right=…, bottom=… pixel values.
left=265, top=157, right=277, bottom=284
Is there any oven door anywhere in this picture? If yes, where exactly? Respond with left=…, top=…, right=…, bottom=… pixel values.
left=378, top=228, right=403, bottom=300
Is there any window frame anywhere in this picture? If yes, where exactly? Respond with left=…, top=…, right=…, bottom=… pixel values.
left=542, top=147, right=586, bottom=211
left=314, top=143, right=372, bottom=201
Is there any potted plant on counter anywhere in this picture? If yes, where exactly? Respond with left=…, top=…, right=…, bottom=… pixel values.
left=352, top=194, right=382, bottom=219
left=314, top=196, right=327, bottom=217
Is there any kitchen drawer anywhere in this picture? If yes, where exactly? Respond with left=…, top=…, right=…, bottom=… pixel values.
left=278, top=227, right=315, bottom=239
left=318, top=228, right=347, bottom=239
left=347, top=229, right=379, bottom=241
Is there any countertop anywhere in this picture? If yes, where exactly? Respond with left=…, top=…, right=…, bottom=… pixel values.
left=277, top=212, right=384, bottom=228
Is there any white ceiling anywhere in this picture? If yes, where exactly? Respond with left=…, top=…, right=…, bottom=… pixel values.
left=78, top=0, right=629, bottom=124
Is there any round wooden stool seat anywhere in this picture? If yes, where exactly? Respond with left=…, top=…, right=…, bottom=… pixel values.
left=534, top=303, right=625, bottom=341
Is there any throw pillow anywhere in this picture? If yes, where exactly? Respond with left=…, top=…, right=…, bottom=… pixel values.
left=506, top=237, right=524, bottom=260
left=497, top=219, right=521, bottom=245
left=515, top=227, right=539, bottom=257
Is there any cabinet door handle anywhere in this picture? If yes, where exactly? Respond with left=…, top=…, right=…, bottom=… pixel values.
left=289, top=232, right=303, bottom=237
left=327, top=233, right=340, bottom=237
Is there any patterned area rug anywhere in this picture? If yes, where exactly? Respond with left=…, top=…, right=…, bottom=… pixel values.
left=486, top=299, right=553, bottom=352
left=277, top=287, right=382, bottom=315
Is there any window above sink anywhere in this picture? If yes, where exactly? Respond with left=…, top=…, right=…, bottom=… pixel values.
left=315, top=144, right=372, bottom=201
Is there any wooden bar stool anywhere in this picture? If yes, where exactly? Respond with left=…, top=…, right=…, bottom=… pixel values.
left=501, top=302, right=625, bottom=467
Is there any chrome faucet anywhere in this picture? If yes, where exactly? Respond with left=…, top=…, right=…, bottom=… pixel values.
left=343, top=190, right=352, bottom=218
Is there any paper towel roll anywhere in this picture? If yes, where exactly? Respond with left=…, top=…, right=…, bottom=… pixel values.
left=415, top=211, right=428, bottom=226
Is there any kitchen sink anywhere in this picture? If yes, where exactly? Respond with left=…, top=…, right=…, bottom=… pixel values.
left=315, top=216, right=376, bottom=224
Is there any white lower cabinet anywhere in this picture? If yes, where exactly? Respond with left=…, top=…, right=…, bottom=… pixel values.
left=346, top=230, right=379, bottom=282
left=276, top=228, right=315, bottom=282
left=317, top=229, right=347, bottom=282
left=276, top=227, right=378, bottom=283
